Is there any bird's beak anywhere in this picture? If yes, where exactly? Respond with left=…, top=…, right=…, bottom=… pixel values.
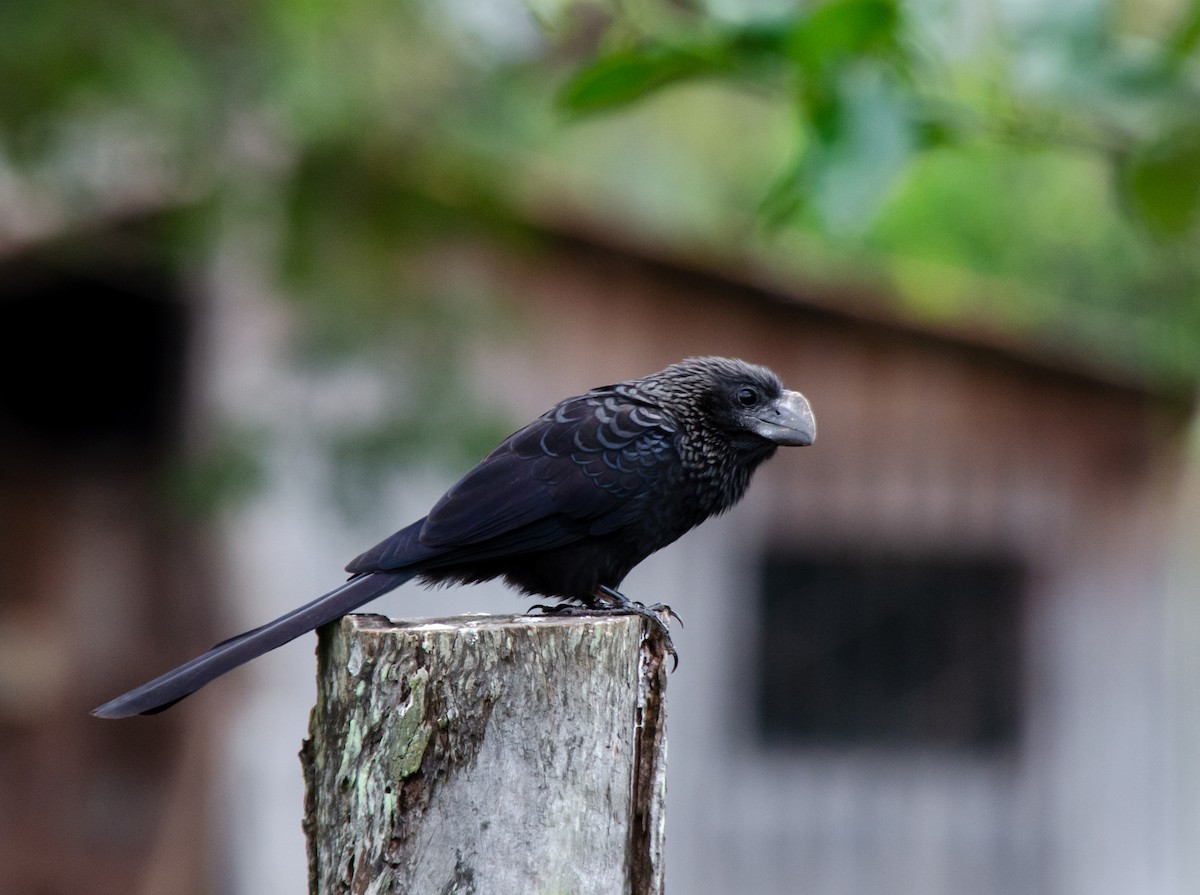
left=752, top=390, right=815, bottom=446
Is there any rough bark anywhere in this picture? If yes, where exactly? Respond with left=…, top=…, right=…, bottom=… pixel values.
left=301, top=612, right=669, bottom=895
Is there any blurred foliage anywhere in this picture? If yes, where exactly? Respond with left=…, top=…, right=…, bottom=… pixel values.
left=559, top=0, right=923, bottom=230
left=0, top=0, right=525, bottom=511
left=545, top=0, right=1200, bottom=388
left=160, top=426, right=271, bottom=518
left=553, top=0, right=1200, bottom=235
left=1, top=0, right=1199, bottom=509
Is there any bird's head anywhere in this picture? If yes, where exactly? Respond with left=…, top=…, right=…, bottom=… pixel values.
left=657, top=356, right=816, bottom=453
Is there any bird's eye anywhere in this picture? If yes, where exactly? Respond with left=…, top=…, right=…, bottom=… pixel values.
left=736, top=387, right=759, bottom=407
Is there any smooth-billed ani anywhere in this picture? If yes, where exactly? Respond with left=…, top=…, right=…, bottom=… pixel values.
left=93, top=356, right=814, bottom=718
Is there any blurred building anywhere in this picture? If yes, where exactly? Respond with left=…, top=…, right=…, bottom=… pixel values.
left=0, top=223, right=217, bottom=894
left=1, top=212, right=1193, bottom=894
left=452, top=223, right=1193, bottom=895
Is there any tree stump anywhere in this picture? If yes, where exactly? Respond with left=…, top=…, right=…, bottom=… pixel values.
left=300, top=613, right=669, bottom=895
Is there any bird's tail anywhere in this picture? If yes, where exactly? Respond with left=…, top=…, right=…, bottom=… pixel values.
left=91, top=570, right=415, bottom=718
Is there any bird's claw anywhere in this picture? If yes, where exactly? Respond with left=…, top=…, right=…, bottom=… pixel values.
left=526, top=603, right=565, bottom=615
left=607, top=601, right=678, bottom=671
left=624, top=603, right=678, bottom=670
left=526, top=591, right=680, bottom=670
left=596, top=587, right=679, bottom=670
left=645, top=602, right=683, bottom=628
left=652, top=620, right=679, bottom=672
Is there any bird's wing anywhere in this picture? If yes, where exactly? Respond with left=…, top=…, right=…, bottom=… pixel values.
left=348, top=391, right=679, bottom=572
left=425, top=391, right=678, bottom=545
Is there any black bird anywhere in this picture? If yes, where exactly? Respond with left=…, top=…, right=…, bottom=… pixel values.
left=93, top=356, right=814, bottom=718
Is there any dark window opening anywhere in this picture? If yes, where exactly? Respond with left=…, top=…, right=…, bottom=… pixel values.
left=0, top=240, right=211, bottom=894
left=757, top=551, right=1025, bottom=752
left=0, top=261, right=188, bottom=458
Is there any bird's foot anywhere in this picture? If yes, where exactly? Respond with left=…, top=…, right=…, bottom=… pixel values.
left=526, top=588, right=680, bottom=670
left=596, top=586, right=679, bottom=670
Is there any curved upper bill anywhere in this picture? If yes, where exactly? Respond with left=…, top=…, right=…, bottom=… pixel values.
left=752, top=389, right=816, bottom=446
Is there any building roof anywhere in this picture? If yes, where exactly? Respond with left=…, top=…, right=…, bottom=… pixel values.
left=526, top=209, right=1197, bottom=407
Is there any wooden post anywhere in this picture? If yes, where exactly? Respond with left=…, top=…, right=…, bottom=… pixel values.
left=300, top=613, right=669, bottom=895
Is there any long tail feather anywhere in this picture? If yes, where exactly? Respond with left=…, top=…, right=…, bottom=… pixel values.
left=91, top=570, right=415, bottom=718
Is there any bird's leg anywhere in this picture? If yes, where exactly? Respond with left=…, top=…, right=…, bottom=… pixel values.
left=595, top=585, right=683, bottom=627
left=597, top=585, right=684, bottom=627
left=596, top=586, right=679, bottom=670
left=590, top=586, right=682, bottom=668
left=526, top=586, right=679, bottom=669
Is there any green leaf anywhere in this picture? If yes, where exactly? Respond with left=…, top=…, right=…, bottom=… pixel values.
left=1164, top=0, right=1200, bottom=69
left=1120, top=127, right=1200, bottom=237
left=768, top=66, right=917, bottom=233
left=557, top=46, right=731, bottom=114
left=786, top=0, right=901, bottom=76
